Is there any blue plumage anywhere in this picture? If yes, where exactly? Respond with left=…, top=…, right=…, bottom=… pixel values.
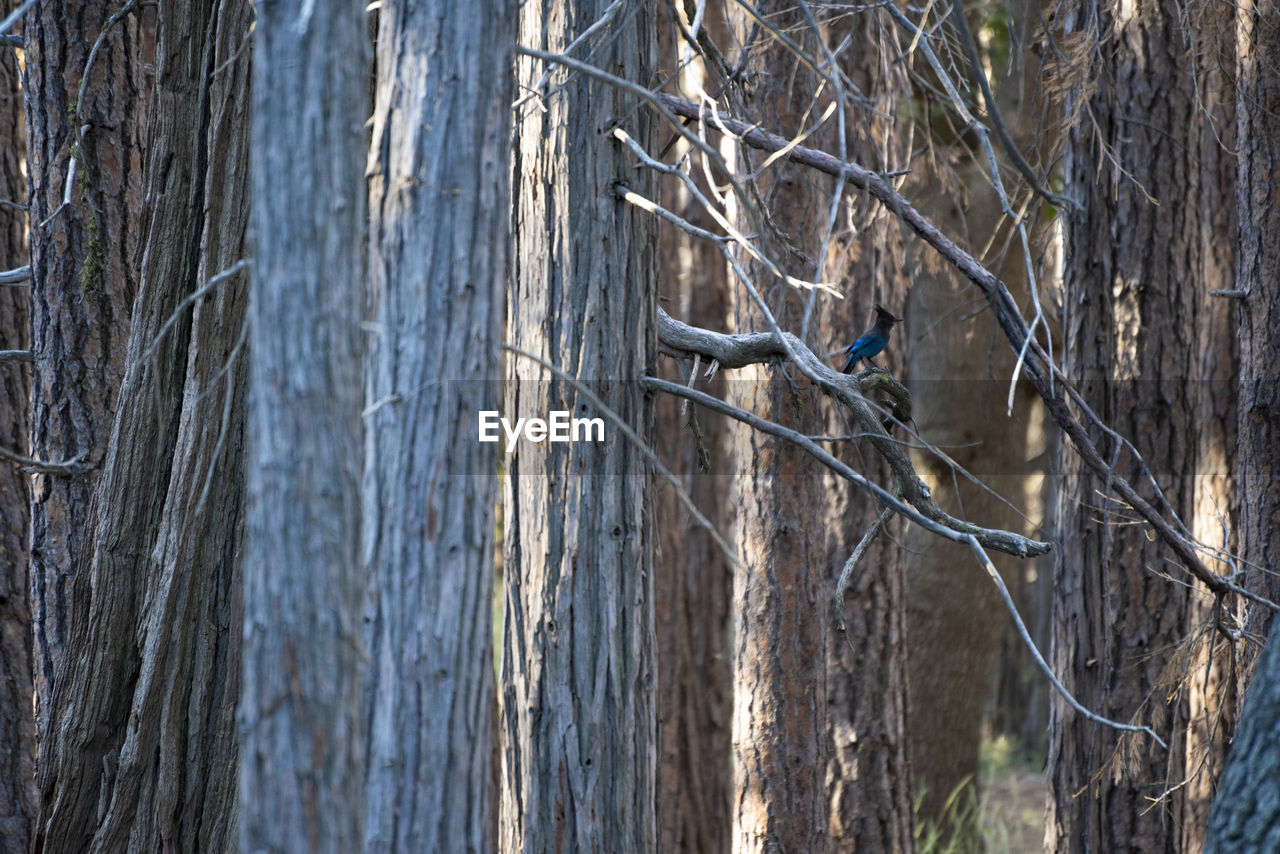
left=841, top=305, right=902, bottom=373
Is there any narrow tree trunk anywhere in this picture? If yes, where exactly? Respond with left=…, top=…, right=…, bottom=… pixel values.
left=1049, top=2, right=1236, bottom=850
left=720, top=16, right=830, bottom=851
left=0, top=36, right=35, bottom=853
left=361, top=1, right=511, bottom=850
left=23, top=0, right=148, bottom=739
left=240, top=0, right=369, bottom=849
left=1203, top=6, right=1280, bottom=848
left=32, top=0, right=250, bottom=849
left=500, top=2, right=657, bottom=850
left=820, top=15, right=913, bottom=854
left=653, top=22, right=734, bottom=847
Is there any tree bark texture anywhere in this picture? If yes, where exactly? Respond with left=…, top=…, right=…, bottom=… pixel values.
left=0, top=36, right=35, bottom=853
left=817, top=13, right=914, bottom=854
left=32, top=0, right=250, bottom=849
left=1233, top=0, right=1280, bottom=666
left=240, top=0, right=369, bottom=850
left=361, top=0, right=511, bottom=851
left=1202, top=6, right=1280, bottom=848
left=1049, top=2, right=1237, bottom=851
left=23, top=0, right=149, bottom=741
left=501, top=2, right=658, bottom=850
left=652, top=10, right=734, bottom=853
left=720, top=12, right=832, bottom=851
left=1204, top=613, right=1280, bottom=852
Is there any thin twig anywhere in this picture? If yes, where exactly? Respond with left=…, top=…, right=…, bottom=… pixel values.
left=834, top=506, right=893, bottom=632
left=963, top=535, right=1168, bottom=749
left=0, top=445, right=89, bottom=476
left=503, top=344, right=741, bottom=573
left=0, top=349, right=33, bottom=363
left=0, top=0, right=38, bottom=39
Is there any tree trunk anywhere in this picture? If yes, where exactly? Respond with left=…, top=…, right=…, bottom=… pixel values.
left=0, top=35, right=35, bottom=853
left=1203, top=5, right=1280, bottom=848
left=720, top=15, right=830, bottom=852
left=361, top=0, right=511, bottom=850
left=1232, top=0, right=1280, bottom=667
left=32, top=0, right=250, bottom=849
left=904, top=3, right=1049, bottom=838
left=23, top=0, right=149, bottom=741
left=1049, top=2, right=1236, bottom=850
left=500, top=2, right=658, bottom=850
left=821, top=15, right=914, bottom=854
left=240, top=0, right=369, bottom=849
left=654, top=14, right=734, bottom=848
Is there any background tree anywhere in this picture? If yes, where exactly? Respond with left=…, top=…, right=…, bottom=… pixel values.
left=903, top=3, right=1054, bottom=845
left=1204, top=2, right=1280, bottom=848
left=500, top=1, right=658, bottom=850
left=0, top=26, right=34, bottom=850
left=653, top=7, right=734, bottom=852
left=361, top=0, right=512, bottom=849
left=239, top=0, right=369, bottom=848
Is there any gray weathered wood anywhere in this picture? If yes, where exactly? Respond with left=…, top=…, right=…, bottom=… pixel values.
left=241, top=0, right=369, bottom=849
left=361, top=0, right=511, bottom=851
left=501, top=1, right=658, bottom=850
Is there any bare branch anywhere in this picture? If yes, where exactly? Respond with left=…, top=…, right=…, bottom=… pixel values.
left=0, top=445, right=89, bottom=476
left=654, top=92, right=1241, bottom=600
left=503, top=344, right=741, bottom=573
left=0, top=0, right=38, bottom=39
left=0, top=349, right=33, bottom=363
left=644, top=360, right=1050, bottom=559
left=962, top=535, right=1168, bottom=749
left=0, top=265, right=30, bottom=285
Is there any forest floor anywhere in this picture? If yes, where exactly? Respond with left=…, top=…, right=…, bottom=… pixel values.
left=979, top=736, right=1048, bottom=854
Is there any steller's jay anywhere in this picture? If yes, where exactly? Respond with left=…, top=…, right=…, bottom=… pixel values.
left=841, top=304, right=902, bottom=373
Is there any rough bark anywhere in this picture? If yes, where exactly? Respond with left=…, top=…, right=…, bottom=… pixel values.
left=1204, top=623, right=1280, bottom=853
left=1048, top=2, right=1236, bottom=851
left=240, top=0, right=368, bottom=849
left=361, top=0, right=511, bottom=851
left=653, top=17, right=734, bottom=848
left=0, top=35, right=35, bottom=853
left=820, top=15, right=914, bottom=854
left=1203, top=6, right=1280, bottom=848
left=1233, top=0, right=1280, bottom=664
left=500, top=2, right=657, bottom=850
left=31, top=1, right=250, bottom=849
left=23, top=0, right=149, bottom=740
left=721, top=14, right=831, bottom=852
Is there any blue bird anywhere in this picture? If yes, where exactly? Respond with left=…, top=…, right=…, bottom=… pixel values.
left=841, top=304, right=902, bottom=373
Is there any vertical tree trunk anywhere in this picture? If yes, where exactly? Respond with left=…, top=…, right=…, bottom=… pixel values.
left=653, top=15, right=734, bottom=848
left=721, top=16, right=829, bottom=852
left=240, top=0, right=368, bottom=849
left=1049, top=2, right=1236, bottom=850
left=0, top=35, right=34, bottom=853
left=904, top=4, right=1048, bottom=839
left=821, top=15, right=913, bottom=854
left=1203, top=6, right=1280, bottom=848
left=23, top=0, right=148, bottom=739
left=501, top=1, right=657, bottom=850
left=361, top=0, right=511, bottom=850
left=1233, top=0, right=1280, bottom=660
left=32, top=0, right=250, bottom=849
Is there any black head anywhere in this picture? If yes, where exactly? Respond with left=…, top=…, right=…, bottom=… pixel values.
left=874, top=304, right=902, bottom=324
